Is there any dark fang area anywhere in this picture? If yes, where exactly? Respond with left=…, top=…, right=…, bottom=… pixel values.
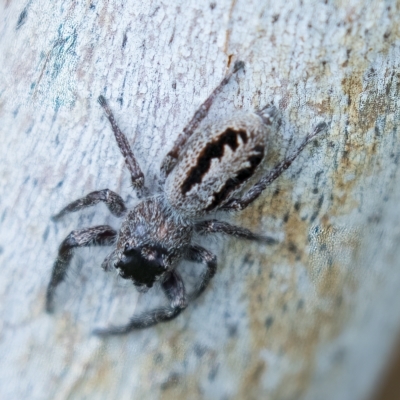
left=205, top=145, right=264, bottom=211
left=117, top=245, right=167, bottom=288
left=181, top=129, right=248, bottom=195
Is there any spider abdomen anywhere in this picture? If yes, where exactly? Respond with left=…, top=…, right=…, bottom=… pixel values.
left=165, top=112, right=269, bottom=216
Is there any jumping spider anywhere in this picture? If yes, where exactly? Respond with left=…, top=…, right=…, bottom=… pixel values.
left=46, top=61, right=326, bottom=335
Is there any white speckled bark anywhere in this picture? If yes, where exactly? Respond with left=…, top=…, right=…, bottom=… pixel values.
left=1, top=1, right=400, bottom=399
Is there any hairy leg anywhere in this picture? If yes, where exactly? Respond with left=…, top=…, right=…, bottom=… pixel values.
left=160, top=60, right=245, bottom=179
left=221, top=122, right=328, bottom=211
left=195, top=220, right=277, bottom=244
left=186, top=245, right=217, bottom=301
left=93, top=270, right=187, bottom=336
left=52, top=189, right=126, bottom=220
left=46, top=225, right=117, bottom=313
left=98, top=96, right=146, bottom=196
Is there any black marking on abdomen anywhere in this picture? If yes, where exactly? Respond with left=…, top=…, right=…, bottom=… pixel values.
left=205, top=145, right=264, bottom=211
left=181, top=129, right=248, bottom=195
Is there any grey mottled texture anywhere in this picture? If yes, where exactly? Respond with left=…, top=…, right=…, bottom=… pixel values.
left=1, top=1, right=400, bottom=400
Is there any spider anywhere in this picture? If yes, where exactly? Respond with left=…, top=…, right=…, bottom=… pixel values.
left=46, top=61, right=326, bottom=335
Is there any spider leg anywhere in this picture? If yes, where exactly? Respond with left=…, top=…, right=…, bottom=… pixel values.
left=93, top=270, right=187, bottom=336
left=46, top=225, right=117, bottom=313
left=98, top=96, right=146, bottom=197
left=186, top=245, right=217, bottom=301
left=52, top=189, right=126, bottom=221
left=160, top=60, right=245, bottom=179
left=221, top=122, right=328, bottom=211
left=195, top=220, right=277, bottom=244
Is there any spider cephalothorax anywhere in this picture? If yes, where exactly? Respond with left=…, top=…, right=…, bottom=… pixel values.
left=109, top=196, right=193, bottom=292
left=46, top=61, right=326, bottom=335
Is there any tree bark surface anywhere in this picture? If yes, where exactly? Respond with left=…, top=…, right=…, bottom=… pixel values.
left=1, top=1, right=400, bottom=399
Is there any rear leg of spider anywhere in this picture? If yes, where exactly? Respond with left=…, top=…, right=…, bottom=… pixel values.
left=52, top=189, right=126, bottom=220
left=93, top=270, right=187, bottom=336
left=222, top=122, right=328, bottom=211
left=98, top=95, right=147, bottom=197
left=46, top=225, right=117, bottom=313
left=160, top=60, right=245, bottom=179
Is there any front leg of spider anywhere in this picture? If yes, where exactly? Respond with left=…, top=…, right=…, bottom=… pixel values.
left=46, top=226, right=117, bottom=313
left=52, top=189, right=126, bottom=220
left=93, top=270, right=187, bottom=336
left=185, top=246, right=217, bottom=301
